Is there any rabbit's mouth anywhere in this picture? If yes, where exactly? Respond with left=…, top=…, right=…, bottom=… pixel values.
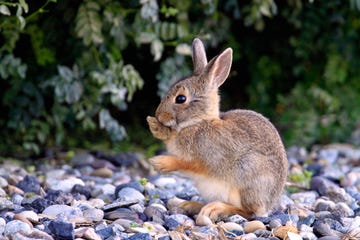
left=161, top=119, right=177, bottom=128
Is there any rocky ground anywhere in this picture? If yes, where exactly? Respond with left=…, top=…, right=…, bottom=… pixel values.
left=0, top=144, right=359, bottom=240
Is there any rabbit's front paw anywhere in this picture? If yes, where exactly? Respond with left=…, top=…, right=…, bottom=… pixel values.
left=146, top=116, right=171, bottom=141
left=149, top=155, right=178, bottom=173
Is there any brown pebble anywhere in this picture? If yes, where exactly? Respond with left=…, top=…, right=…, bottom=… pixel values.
left=7, top=185, right=24, bottom=195
left=244, top=220, right=266, bottom=233
left=274, top=225, right=299, bottom=239
left=90, top=168, right=113, bottom=178
left=13, top=213, right=33, bottom=227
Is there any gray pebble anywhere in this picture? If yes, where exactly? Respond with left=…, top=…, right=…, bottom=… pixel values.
left=332, top=202, right=354, bottom=217
left=48, top=177, right=85, bottom=193
left=126, top=232, right=151, bottom=240
left=71, top=153, right=95, bottom=166
left=0, top=197, right=14, bottom=211
left=0, top=176, right=8, bottom=188
left=164, top=214, right=195, bottom=230
left=83, top=208, right=104, bottom=222
left=4, top=220, right=32, bottom=236
left=116, top=187, right=145, bottom=202
left=0, top=188, right=6, bottom=197
left=115, top=181, right=145, bottom=195
left=290, top=191, right=318, bottom=203
left=42, top=204, right=83, bottom=219
left=0, top=217, right=6, bottom=235
left=103, top=199, right=139, bottom=211
left=104, top=208, right=140, bottom=221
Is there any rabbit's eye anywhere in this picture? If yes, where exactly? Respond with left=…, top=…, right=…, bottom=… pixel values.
left=175, top=95, right=186, bottom=104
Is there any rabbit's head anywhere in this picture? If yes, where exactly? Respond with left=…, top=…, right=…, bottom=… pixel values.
left=155, top=38, right=233, bottom=131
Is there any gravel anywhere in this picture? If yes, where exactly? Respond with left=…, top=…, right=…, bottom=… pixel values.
left=0, top=145, right=359, bottom=239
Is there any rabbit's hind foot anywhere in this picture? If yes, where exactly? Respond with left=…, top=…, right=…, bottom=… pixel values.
left=197, top=201, right=250, bottom=222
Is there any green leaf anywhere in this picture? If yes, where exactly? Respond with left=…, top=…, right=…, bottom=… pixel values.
left=75, top=1, right=103, bottom=46
left=0, top=5, right=11, bottom=15
left=19, top=0, right=29, bottom=13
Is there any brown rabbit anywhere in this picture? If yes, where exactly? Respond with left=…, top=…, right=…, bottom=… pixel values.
left=147, top=38, right=288, bottom=221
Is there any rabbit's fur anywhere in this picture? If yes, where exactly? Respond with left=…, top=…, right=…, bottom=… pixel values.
left=147, top=38, right=288, bottom=221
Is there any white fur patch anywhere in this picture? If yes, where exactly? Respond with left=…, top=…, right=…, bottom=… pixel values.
left=192, top=175, right=234, bottom=203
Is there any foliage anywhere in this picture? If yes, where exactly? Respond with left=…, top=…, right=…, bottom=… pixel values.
left=1, top=0, right=360, bottom=156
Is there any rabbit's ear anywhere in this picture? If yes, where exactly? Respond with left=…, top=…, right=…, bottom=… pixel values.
left=192, top=38, right=208, bottom=75
left=204, top=48, right=232, bottom=88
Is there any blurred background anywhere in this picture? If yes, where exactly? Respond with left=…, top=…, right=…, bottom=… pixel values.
left=1, top=0, right=360, bottom=157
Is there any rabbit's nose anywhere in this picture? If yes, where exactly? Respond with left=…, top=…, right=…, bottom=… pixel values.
left=157, top=112, right=175, bottom=127
left=157, top=112, right=172, bottom=123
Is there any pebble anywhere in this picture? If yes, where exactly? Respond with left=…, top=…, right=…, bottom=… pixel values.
left=244, top=220, right=266, bottom=233
left=0, top=217, right=6, bottom=235
left=4, top=219, right=32, bottom=236
left=83, top=208, right=104, bottom=222
left=91, top=167, right=113, bottom=178
left=116, top=187, right=145, bottom=202
left=48, top=177, right=85, bottom=193
left=0, top=145, right=358, bottom=239
left=42, top=204, right=83, bottom=219
left=16, top=175, right=41, bottom=194
left=48, top=220, right=74, bottom=239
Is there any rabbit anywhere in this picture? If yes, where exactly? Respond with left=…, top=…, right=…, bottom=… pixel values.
left=147, top=38, right=288, bottom=221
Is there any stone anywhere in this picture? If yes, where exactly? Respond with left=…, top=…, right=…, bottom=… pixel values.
left=75, top=227, right=102, bottom=240
left=237, top=233, right=257, bottom=240
left=83, top=208, right=104, bottom=222
left=16, top=210, right=39, bottom=223
left=0, top=188, right=6, bottom=197
left=290, top=191, right=318, bottom=203
left=103, top=199, right=139, bottom=211
left=254, top=229, right=273, bottom=238
left=30, top=197, right=49, bottom=213
left=273, top=225, right=299, bottom=239
left=288, top=203, right=314, bottom=218
left=0, top=176, right=8, bottom=188
left=104, top=208, right=140, bottom=221
left=48, top=177, right=85, bottom=193
left=112, top=152, right=139, bottom=167
left=152, top=177, right=177, bottom=188
left=332, top=202, right=354, bottom=217
left=126, top=232, right=151, bottom=240
left=116, top=187, right=145, bottom=202
left=313, top=220, right=334, bottom=237
left=315, top=199, right=336, bottom=212
left=224, top=214, right=247, bottom=224
left=48, top=220, right=74, bottom=240
left=164, top=214, right=195, bottom=230
left=0, top=197, right=14, bottom=211
left=244, top=220, right=266, bottom=233
left=91, top=167, right=113, bottom=178
left=45, top=189, right=73, bottom=204
left=0, top=217, right=6, bottom=235
left=16, top=175, right=41, bottom=194
left=91, top=159, right=117, bottom=170
left=269, top=219, right=282, bottom=229
left=115, top=181, right=145, bottom=195
left=310, top=176, right=353, bottom=204
left=71, top=184, right=92, bottom=199
left=220, top=222, right=243, bottom=232
left=4, top=220, right=32, bottom=236
left=318, top=149, right=339, bottom=165
left=95, top=226, right=113, bottom=239
left=71, top=153, right=95, bottom=166
left=144, top=204, right=166, bottom=223
left=24, top=228, right=54, bottom=240
left=42, top=205, right=83, bottom=219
